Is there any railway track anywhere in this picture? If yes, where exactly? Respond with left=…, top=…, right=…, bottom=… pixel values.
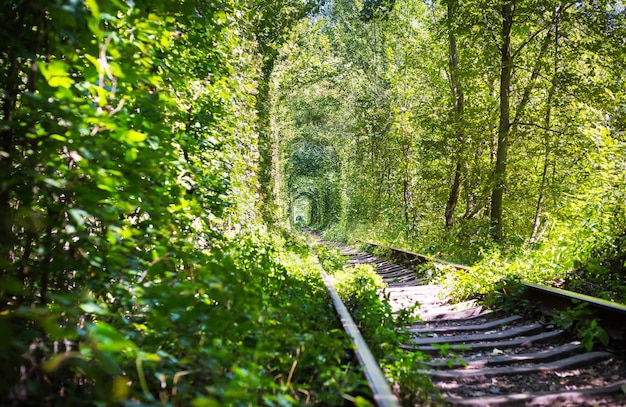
left=332, top=242, right=626, bottom=406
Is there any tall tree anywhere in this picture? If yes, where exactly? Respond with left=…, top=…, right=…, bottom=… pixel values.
left=490, top=0, right=514, bottom=241
left=444, top=0, right=466, bottom=230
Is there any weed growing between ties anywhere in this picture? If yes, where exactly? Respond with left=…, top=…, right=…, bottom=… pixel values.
left=353, top=246, right=617, bottom=355
left=313, top=243, right=442, bottom=405
left=551, top=304, right=610, bottom=351
left=487, top=279, right=611, bottom=352
left=443, top=271, right=612, bottom=352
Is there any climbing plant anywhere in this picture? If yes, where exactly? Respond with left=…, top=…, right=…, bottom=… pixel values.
left=0, top=0, right=374, bottom=405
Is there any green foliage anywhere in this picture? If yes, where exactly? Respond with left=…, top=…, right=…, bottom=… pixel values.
left=484, top=278, right=533, bottom=316
left=412, top=261, right=451, bottom=283
left=320, top=224, right=350, bottom=243
left=566, top=229, right=626, bottom=302
left=270, top=0, right=626, bottom=318
left=2, top=228, right=370, bottom=405
left=331, top=264, right=393, bottom=343
left=360, top=0, right=398, bottom=22
left=6, top=0, right=624, bottom=402
left=0, top=0, right=375, bottom=405
left=580, top=319, right=610, bottom=352
left=314, top=244, right=347, bottom=272
left=552, top=304, right=610, bottom=352
left=435, top=263, right=495, bottom=302
left=385, top=351, right=440, bottom=406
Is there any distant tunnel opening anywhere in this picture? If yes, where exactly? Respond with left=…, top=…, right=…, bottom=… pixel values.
left=292, top=195, right=312, bottom=225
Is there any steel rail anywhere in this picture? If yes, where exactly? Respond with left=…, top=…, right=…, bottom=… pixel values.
left=319, top=269, right=400, bottom=407
left=521, top=282, right=626, bottom=339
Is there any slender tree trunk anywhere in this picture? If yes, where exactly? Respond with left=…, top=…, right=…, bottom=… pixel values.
left=339, top=159, right=349, bottom=229
left=531, top=18, right=560, bottom=244
left=529, top=90, right=555, bottom=244
left=530, top=140, right=551, bottom=244
left=402, top=139, right=411, bottom=225
left=445, top=163, right=462, bottom=229
left=491, top=3, right=560, bottom=241
left=463, top=160, right=473, bottom=216
left=511, top=30, right=554, bottom=132
left=490, top=1, right=513, bottom=242
left=444, top=0, right=465, bottom=230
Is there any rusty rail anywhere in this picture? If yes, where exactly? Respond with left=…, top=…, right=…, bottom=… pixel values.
left=521, top=282, right=626, bottom=339
left=320, top=270, right=400, bottom=407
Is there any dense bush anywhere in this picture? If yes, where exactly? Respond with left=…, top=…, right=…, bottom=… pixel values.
left=2, top=229, right=374, bottom=405
left=0, top=1, right=372, bottom=405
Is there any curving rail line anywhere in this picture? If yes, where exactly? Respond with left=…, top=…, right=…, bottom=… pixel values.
left=327, top=239, right=626, bottom=406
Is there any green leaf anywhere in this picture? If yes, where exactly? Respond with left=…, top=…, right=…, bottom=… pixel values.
left=111, top=376, right=130, bottom=402
left=79, top=302, right=109, bottom=315
left=38, top=61, right=73, bottom=88
left=41, top=352, right=84, bottom=372
left=88, top=322, right=137, bottom=352
left=49, top=76, right=74, bottom=88
left=138, top=351, right=161, bottom=362
left=50, top=134, right=67, bottom=141
left=191, top=398, right=221, bottom=407
left=97, top=183, right=116, bottom=192
left=85, top=0, right=101, bottom=20
left=122, top=129, right=147, bottom=144
left=354, top=396, right=375, bottom=407
left=125, top=147, right=138, bottom=162
left=597, top=327, right=610, bottom=347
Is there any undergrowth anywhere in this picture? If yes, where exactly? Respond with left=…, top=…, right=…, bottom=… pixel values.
left=1, top=230, right=370, bottom=406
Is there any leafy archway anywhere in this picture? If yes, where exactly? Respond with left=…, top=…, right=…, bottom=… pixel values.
left=282, top=131, right=341, bottom=230
left=291, top=192, right=316, bottom=225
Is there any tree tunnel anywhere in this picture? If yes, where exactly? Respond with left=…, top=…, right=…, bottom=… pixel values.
left=271, top=72, right=346, bottom=231
left=287, top=180, right=339, bottom=229
left=291, top=192, right=316, bottom=226
left=283, top=137, right=341, bottom=230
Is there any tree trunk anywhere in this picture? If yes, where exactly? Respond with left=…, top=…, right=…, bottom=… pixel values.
left=490, top=0, right=513, bottom=242
left=530, top=140, right=551, bottom=244
left=444, top=0, right=465, bottom=230
left=531, top=19, right=560, bottom=244
left=402, top=138, right=411, bottom=225
left=445, top=162, right=462, bottom=229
